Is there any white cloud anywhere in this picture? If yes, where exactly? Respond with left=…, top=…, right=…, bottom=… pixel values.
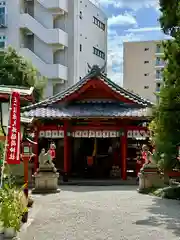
left=107, top=31, right=142, bottom=85
left=126, top=26, right=161, bottom=32
left=95, top=0, right=159, bottom=10
left=108, top=13, right=137, bottom=27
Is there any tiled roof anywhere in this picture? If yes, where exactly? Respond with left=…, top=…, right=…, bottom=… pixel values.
left=22, top=65, right=153, bottom=112
left=22, top=103, right=152, bottom=119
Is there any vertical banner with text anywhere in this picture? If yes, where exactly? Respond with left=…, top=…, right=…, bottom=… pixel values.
left=6, top=92, right=21, bottom=164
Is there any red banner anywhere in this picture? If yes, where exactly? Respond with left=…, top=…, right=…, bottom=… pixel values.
left=6, top=92, right=21, bottom=164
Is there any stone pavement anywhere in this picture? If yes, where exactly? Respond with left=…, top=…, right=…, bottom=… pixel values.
left=17, top=186, right=180, bottom=240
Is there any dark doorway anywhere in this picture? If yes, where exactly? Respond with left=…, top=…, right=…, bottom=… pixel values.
left=71, top=138, right=121, bottom=179
left=71, top=138, right=94, bottom=177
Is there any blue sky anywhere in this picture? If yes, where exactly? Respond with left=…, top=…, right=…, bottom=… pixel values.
left=91, top=0, right=169, bottom=85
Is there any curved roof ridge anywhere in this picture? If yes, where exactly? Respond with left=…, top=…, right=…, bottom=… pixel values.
left=22, top=65, right=154, bottom=112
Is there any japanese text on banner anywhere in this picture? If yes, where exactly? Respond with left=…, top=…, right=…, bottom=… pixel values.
left=6, top=92, right=21, bottom=164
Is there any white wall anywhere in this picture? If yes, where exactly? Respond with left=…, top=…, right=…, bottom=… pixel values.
left=2, top=0, right=108, bottom=97
left=56, top=0, right=107, bottom=93
left=78, top=0, right=107, bottom=80
left=33, top=1, right=54, bottom=65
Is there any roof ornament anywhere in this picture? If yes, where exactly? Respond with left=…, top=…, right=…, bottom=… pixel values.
left=87, top=63, right=106, bottom=78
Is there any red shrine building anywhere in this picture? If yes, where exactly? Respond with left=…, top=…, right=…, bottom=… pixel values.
left=22, top=65, right=153, bottom=180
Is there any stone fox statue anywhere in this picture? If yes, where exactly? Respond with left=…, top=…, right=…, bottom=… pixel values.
left=39, top=148, right=54, bottom=167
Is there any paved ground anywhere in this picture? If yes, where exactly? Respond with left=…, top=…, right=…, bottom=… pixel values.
left=17, top=186, right=180, bottom=240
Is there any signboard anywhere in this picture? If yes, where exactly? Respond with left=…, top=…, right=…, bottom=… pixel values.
left=39, top=130, right=125, bottom=138
left=6, top=92, right=21, bottom=164
left=127, top=129, right=150, bottom=139
left=39, top=130, right=64, bottom=138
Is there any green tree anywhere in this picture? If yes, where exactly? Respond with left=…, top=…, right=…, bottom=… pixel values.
left=0, top=47, right=46, bottom=102
left=151, top=0, right=180, bottom=170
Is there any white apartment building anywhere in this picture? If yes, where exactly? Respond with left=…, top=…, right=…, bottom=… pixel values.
left=0, top=0, right=107, bottom=97
left=123, top=40, right=164, bottom=103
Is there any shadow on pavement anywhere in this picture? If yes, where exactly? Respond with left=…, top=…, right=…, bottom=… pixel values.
left=60, top=185, right=138, bottom=192
left=135, top=197, right=180, bottom=237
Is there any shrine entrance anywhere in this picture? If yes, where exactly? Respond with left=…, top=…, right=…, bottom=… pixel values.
left=22, top=65, right=153, bottom=181
left=70, top=137, right=121, bottom=179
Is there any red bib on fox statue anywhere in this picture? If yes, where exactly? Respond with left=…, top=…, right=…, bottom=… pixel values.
left=48, top=142, right=56, bottom=160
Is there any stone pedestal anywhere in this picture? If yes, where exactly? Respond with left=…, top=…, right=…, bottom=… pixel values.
left=32, top=167, right=60, bottom=194
left=138, top=163, right=164, bottom=193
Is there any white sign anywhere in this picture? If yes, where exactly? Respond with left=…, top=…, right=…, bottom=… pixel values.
left=39, top=130, right=64, bottom=138
left=127, top=130, right=150, bottom=139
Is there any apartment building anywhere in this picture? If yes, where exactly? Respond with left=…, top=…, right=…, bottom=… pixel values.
left=123, top=40, right=164, bottom=103
left=0, top=0, right=107, bottom=97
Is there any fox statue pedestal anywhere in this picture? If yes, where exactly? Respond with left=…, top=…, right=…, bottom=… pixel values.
left=138, top=163, right=164, bottom=193
left=32, top=149, right=60, bottom=194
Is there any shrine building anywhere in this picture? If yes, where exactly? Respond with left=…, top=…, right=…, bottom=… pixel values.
left=21, top=65, right=153, bottom=180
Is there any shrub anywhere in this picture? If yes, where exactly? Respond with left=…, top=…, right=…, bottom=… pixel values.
left=153, top=185, right=180, bottom=199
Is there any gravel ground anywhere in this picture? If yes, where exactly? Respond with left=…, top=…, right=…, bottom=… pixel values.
left=17, top=186, right=180, bottom=240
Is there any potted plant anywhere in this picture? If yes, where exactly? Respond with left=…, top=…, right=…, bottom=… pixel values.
left=3, top=207, right=21, bottom=238
left=21, top=207, right=28, bottom=223
left=0, top=184, right=23, bottom=238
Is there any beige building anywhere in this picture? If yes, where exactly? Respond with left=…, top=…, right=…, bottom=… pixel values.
left=123, top=40, right=164, bottom=103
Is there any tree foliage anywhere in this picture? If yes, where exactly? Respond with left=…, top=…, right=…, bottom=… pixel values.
left=151, top=0, right=180, bottom=170
left=0, top=47, right=46, bottom=102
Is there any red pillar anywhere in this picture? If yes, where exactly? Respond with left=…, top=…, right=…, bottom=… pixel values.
left=34, top=128, right=39, bottom=172
left=121, top=129, right=127, bottom=180
left=64, top=121, right=68, bottom=173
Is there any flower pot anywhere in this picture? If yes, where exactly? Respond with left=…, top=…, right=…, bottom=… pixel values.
left=4, top=227, right=17, bottom=238
left=21, top=211, right=28, bottom=223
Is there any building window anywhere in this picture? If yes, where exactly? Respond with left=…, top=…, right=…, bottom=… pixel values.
left=156, top=69, right=162, bottom=79
left=144, top=73, right=149, bottom=76
left=144, top=48, right=149, bottom=51
left=93, top=16, right=105, bottom=31
left=156, top=57, right=164, bottom=66
left=156, top=44, right=162, bottom=53
left=0, top=2, right=6, bottom=27
left=144, top=86, right=149, bottom=89
left=0, top=35, right=6, bottom=48
left=79, top=11, right=82, bottom=19
left=156, top=83, right=161, bottom=92
left=156, top=57, right=161, bottom=65
left=144, top=61, right=149, bottom=64
left=80, top=44, right=82, bottom=52
left=93, top=47, right=105, bottom=59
